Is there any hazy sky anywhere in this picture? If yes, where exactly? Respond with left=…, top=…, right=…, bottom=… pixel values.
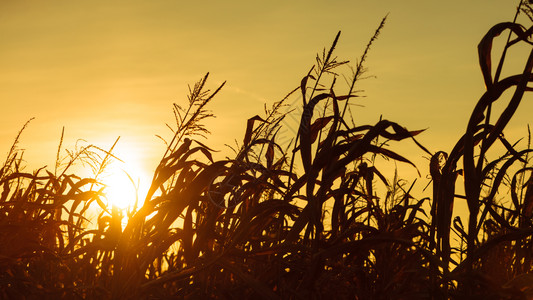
left=1, top=1, right=532, bottom=187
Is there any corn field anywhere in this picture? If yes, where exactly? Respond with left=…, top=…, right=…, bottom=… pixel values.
left=2, top=3, right=533, bottom=299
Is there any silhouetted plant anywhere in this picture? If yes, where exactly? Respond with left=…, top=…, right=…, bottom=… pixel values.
left=2, top=2, right=533, bottom=299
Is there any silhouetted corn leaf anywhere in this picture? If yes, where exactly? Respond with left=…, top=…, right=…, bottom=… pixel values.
left=478, top=22, right=529, bottom=89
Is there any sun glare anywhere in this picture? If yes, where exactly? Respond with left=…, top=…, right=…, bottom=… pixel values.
left=102, top=158, right=150, bottom=211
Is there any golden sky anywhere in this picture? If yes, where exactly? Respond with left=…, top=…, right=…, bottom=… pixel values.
left=1, top=0, right=532, bottom=191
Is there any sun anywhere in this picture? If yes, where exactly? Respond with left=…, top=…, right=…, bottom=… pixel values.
left=102, top=159, right=149, bottom=211
left=104, top=166, right=137, bottom=209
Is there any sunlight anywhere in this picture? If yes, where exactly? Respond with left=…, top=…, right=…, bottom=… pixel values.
left=101, top=156, right=150, bottom=211
left=104, top=165, right=137, bottom=209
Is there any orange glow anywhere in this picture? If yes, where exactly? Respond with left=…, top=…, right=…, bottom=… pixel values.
left=101, top=154, right=150, bottom=211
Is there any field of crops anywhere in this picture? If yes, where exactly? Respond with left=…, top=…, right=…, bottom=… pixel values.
left=2, top=3, right=533, bottom=299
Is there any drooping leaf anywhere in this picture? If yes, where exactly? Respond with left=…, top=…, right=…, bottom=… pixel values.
left=478, top=22, right=527, bottom=88
left=243, top=115, right=266, bottom=147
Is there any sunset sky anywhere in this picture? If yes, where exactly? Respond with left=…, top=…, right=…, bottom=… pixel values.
left=1, top=0, right=532, bottom=197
